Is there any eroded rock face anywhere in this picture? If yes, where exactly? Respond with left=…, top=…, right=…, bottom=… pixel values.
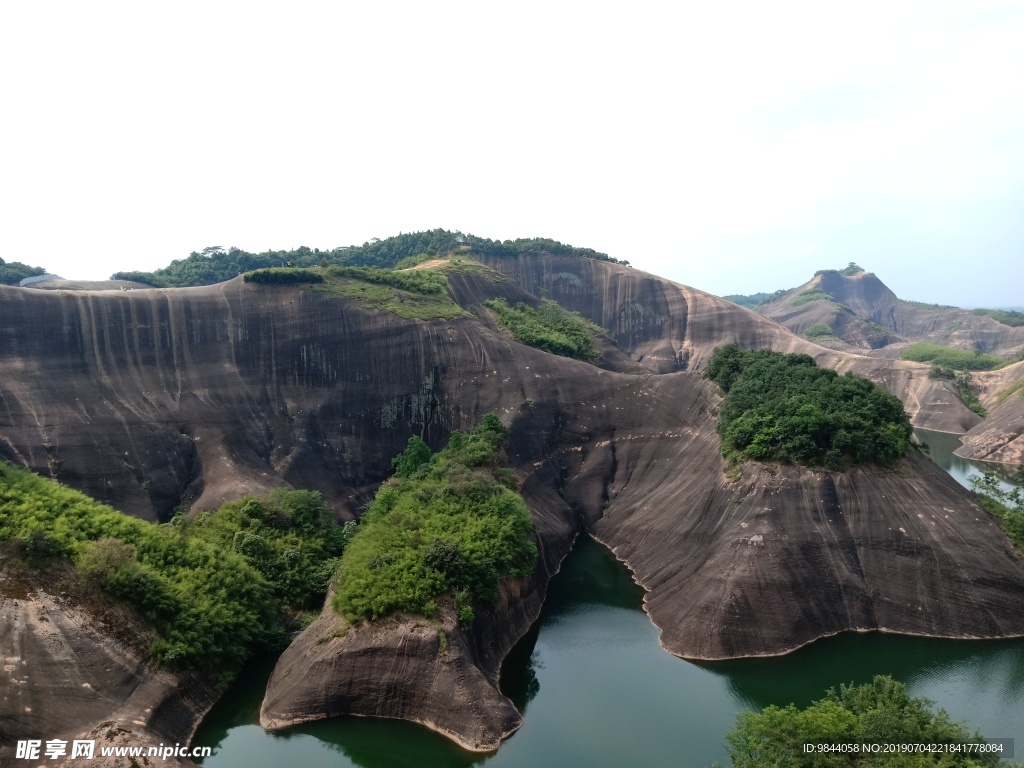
left=581, top=391, right=1024, bottom=658
left=756, top=270, right=1024, bottom=357
left=2, top=259, right=1023, bottom=753
left=260, top=581, right=544, bottom=751
left=0, top=568, right=216, bottom=767
left=956, top=361, right=1024, bottom=465
left=472, top=253, right=982, bottom=432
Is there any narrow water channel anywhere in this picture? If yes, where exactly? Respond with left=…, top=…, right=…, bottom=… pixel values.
left=195, top=437, right=1024, bottom=767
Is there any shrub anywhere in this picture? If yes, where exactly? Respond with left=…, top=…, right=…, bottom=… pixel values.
left=243, top=268, right=324, bottom=285
left=804, top=323, right=834, bottom=338
left=901, top=343, right=1008, bottom=371
left=0, top=258, right=48, bottom=286
left=111, top=231, right=625, bottom=287
left=484, top=297, right=598, bottom=359
left=953, top=371, right=987, bottom=418
left=790, top=289, right=832, bottom=307
left=972, top=308, right=1024, bottom=327
left=724, top=675, right=1001, bottom=767
left=705, top=345, right=911, bottom=470
left=332, top=416, right=537, bottom=622
left=0, top=463, right=352, bottom=672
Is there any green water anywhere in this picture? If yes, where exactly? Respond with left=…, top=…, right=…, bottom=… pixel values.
left=914, top=427, right=1017, bottom=493
left=195, top=437, right=1024, bottom=767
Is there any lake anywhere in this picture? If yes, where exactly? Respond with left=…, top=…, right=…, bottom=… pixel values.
left=194, top=435, right=1023, bottom=767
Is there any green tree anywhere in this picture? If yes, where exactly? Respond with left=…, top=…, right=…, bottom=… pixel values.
left=705, top=346, right=911, bottom=470
left=724, top=676, right=1005, bottom=767
left=392, top=435, right=432, bottom=477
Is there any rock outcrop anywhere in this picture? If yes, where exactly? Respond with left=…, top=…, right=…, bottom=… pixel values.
left=755, top=269, right=1024, bottom=357
left=956, top=361, right=1024, bottom=465
left=0, top=565, right=216, bottom=767
left=259, top=581, right=543, bottom=751
left=2, top=256, right=1023, bottom=753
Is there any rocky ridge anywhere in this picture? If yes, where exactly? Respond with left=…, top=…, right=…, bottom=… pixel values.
left=1, top=254, right=1022, bottom=756
left=754, top=269, right=1024, bottom=357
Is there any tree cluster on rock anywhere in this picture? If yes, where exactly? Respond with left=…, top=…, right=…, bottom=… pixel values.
left=705, top=346, right=912, bottom=470
left=332, top=415, right=536, bottom=624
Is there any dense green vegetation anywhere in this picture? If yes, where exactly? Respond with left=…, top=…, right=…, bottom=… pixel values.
left=485, top=297, right=599, bottom=359
left=0, top=463, right=352, bottom=671
left=790, top=289, right=833, bottom=307
left=242, top=267, right=325, bottom=285
left=111, top=230, right=627, bottom=288
left=722, top=289, right=789, bottom=308
left=814, top=262, right=865, bottom=277
left=971, top=467, right=1024, bottom=554
left=328, top=265, right=449, bottom=294
left=332, top=415, right=537, bottom=624
left=972, top=307, right=1024, bottom=327
left=721, top=675, right=1006, bottom=767
left=242, top=263, right=464, bottom=320
left=901, top=343, right=1008, bottom=371
left=0, top=257, right=48, bottom=286
left=804, top=323, right=835, bottom=338
left=956, top=372, right=987, bottom=417
left=705, top=346, right=911, bottom=470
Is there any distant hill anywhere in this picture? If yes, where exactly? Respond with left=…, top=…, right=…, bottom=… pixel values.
left=726, top=264, right=1024, bottom=359
left=110, top=230, right=629, bottom=288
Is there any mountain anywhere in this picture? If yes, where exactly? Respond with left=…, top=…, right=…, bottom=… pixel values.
left=736, top=265, right=1024, bottom=358
left=2, top=244, right=1023, bottom=758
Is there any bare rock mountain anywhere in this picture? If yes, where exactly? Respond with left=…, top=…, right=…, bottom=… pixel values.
left=754, top=268, right=1024, bottom=357
left=1, top=254, right=1023, bottom=755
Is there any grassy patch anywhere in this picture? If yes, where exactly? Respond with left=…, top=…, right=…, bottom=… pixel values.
left=995, top=379, right=1024, bottom=405
left=804, top=323, right=834, bottom=338
left=243, top=264, right=466, bottom=320
left=789, top=289, right=832, bottom=307
left=705, top=345, right=911, bottom=470
left=332, top=416, right=537, bottom=623
left=484, top=297, right=599, bottom=359
left=903, top=299, right=957, bottom=310
left=901, top=342, right=1008, bottom=371
left=972, top=307, right=1024, bottom=327
left=315, top=266, right=465, bottom=319
left=0, top=464, right=353, bottom=672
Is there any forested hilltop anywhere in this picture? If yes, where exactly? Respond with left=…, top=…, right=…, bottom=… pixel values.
left=0, top=256, right=48, bottom=285
left=111, top=230, right=628, bottom=288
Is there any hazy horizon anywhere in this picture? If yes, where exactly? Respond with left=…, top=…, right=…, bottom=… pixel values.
left=2, top=2, right=1022, bottom=307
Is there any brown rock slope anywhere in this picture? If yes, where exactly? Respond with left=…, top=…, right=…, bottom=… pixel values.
left=0, top=566, right=215, bottom=767
left=259, top=583, right=541, bottom=751
left=2, top=261, right=1023, bottom=751
left=756, top=269, right=1024, bottom=357
left=579, top=381, right=1024, bottom=659
left=473, top=252, right=980, bottom=433
left=956, top=361, right=1024, bottom=465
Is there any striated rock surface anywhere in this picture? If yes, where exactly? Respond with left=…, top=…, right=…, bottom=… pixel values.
left=956, top=361, right=1024, bottom=465
left=474, top=252, right=981, bottom=432
left=0, top=565, right=216, bottom=767
left=756, top=270, right=1024, bottom=357
left=583, top=387, right=1024, bottom=658
left=2, top=256, right=1023, bottom=751
left=260, top=576, right=550, bottom=751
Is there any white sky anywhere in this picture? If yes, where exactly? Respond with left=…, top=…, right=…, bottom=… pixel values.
left=2, top=1, right=1023, bottom=306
